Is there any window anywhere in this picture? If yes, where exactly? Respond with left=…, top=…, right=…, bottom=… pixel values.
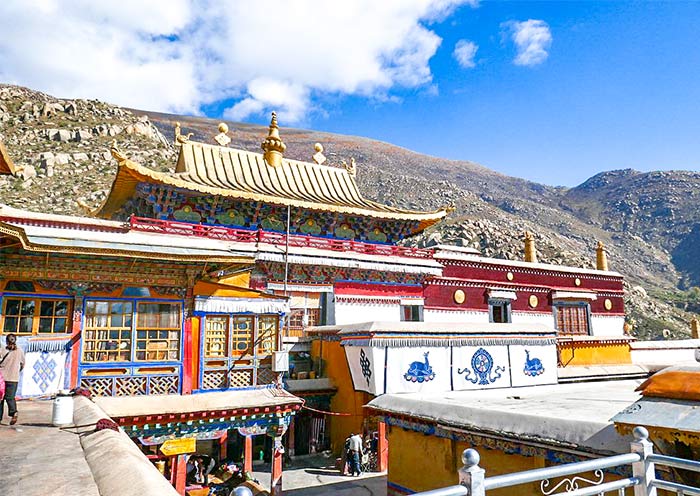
left=288, top=309, right=305, bottom=329
left=489, top=299, right=511, bottom=323
left=555, top=303, right=590, bottom=335
left=203, top=314, right=278, bottom=358
left=135, top=303, right=181, bottom=361
left=2, top=297, right=71, bottom=335
left=204, top=316, right=229, bottom=358
left=83, top=301, right=133, bottom=362
left=257, top=316, right=278, bottom=355
left=82, top=299, right=182, bottom=363
left=231, top=316, right=253, bottom=354
left=288, top=308, right=321, bottom=329
left=400, top=305, right=424, bottom=322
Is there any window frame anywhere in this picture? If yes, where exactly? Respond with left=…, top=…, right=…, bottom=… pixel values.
left=202, top=313, right=281, bottom=360
left=553, top=301, right=592, bottom=336
left=1, top=295, right=73, bottom=335
left=488, top=298, right=512, bottom=323
left=400, top=304, right=424, bottom=322
left=81, top=297, right=183, bottom=364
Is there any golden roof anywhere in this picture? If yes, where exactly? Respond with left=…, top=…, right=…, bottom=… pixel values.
left=0, top=140, right=16, bottom=175
left=98, top=140, right=449, bottom=228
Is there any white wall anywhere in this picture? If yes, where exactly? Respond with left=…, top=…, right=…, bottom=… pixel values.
left=630, top=339, right=700, bottom=366
left=511, top=311, right=554, bottom=327
left=423, top=309, right=489, bottom=324
left=590, top=315, right=625, bottom=337
left=335, top=301, right=400, bottom=325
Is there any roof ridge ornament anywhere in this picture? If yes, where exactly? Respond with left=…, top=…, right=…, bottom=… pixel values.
left=110, top=140, right=127, bottom=162
left=261, top=111, right=286, bottom=167
left=174, top=122, right=193, bottom=146
left=312, top=143, right=326, bottom=165
left=342, top=157, right=357, bottom=177
left=214, top=122, right=231, bottom=147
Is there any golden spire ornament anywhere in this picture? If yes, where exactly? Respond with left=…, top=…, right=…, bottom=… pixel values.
left=596, top=241, right=609, bottom=271
left=261, top=111, right=286, bottom=167
left=214, top=122, right=231, bottom=146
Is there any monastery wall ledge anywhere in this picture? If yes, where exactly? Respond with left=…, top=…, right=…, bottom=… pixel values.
left=74, top=396, right=179, bottom=496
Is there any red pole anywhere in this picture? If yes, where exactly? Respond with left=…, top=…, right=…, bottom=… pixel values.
left=219, top=431, right=228, bottom=460
left=378, top=421, right=389, bottom=472
left=69, top=295, right=83, bottom=388
left=173, top=454, right=187, bottom=495
left=271, top=439, right=284, bottom=496
left=244, top=436, right=253, bottom=474
left=288, top=417, right=296, bottom=458
left=182, top=316, right=193, bottom=394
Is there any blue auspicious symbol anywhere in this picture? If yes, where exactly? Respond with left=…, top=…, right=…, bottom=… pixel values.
left=32, top=351, right=57, bottom=393
left=403, top=351, right=435, bottom=383
left=523, top=349, right=545, bottom=376
left=359, top=349, right=372, bottom=386
left=458, top=348, right=505, bottom=385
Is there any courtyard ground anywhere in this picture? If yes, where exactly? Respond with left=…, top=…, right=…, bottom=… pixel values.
left=253, top=454, right=387, bottom=495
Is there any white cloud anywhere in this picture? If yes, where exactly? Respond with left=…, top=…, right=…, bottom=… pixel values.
left=503, top=19, right=552, bottom=67
left=453, top=39, right=478, bottom=68
left=0, top=0, right=476, bottom=123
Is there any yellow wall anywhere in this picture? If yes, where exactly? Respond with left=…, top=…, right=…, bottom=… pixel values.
left=558, top=342, right=631, bottom=366
left=387, top=428, right=624, bottom=496
left=312, top=339, right=369, bottom=454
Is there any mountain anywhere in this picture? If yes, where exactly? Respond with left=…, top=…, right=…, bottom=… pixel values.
left=0, top=83, right=698, bottom=339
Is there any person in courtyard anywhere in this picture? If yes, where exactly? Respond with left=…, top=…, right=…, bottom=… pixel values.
left=348, top=431, right=364, bottom=476
left=0, top=334, right=25, bottom=426
left=340, top=434, right=352, bottom=475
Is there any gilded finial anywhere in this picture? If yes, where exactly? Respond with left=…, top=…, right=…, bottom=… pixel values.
left=524, top=230, right=537, bottom=263
left=261, top=111, right=286, bottom=167
left=110, top=140, right=127, bottom=162
left=445, top=205, right=456, bottom=213
left=174, top=121, right=193, bottom=145
left=596, top=241, right=609, bottom=271
left=312, top=143, right=326, bottom=165
left=214, top=122, right=232, bottom=147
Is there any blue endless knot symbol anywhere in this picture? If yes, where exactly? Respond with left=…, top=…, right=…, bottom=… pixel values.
left=359, top=349, right=372, bottom=386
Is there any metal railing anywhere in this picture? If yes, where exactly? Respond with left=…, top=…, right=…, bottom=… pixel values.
left=413, top=426, right=700, bottom=496
left=128, top=215, right=435, bottom=259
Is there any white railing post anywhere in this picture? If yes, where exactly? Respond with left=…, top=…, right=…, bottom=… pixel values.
left=631, top=426, right=657, bottom=496
left=458, top=448, right=486, bottom=496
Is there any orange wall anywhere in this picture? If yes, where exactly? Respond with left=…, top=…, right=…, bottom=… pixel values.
left=387, top=427, right=624, bottom=496
left=312, top=338, right=369, bottom=454
left=558, top=342, right=631, bottom=366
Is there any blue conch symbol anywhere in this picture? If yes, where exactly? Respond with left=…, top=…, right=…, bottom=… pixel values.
left=403, top=351, right=435, bottom=383
left=523, top=349, right=544, bottom=377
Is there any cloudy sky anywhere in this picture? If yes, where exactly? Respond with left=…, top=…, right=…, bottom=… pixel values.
left=1, top=1, right=699, bottom=186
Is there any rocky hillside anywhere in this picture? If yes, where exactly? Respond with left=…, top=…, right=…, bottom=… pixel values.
left=0, top=84, right=697, bottom=340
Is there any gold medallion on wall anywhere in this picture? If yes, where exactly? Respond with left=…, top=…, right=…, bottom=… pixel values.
left=604, top=298, right=613, bottom=311
left=528, top=295, right=539, bottom=308
left=453, top=289, right=466, bottom=304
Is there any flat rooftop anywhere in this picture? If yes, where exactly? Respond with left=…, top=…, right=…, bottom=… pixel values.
left=0, top=399, right=98, bottom=496
left=368, top=379, right=644, bottom=455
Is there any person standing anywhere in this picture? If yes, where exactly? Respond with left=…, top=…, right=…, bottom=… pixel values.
left=348, top=432, right=364, bottom=476
left=0, top=334, right=25, bottom=426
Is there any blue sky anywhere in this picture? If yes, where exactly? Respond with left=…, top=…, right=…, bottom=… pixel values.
left=301, top=2, right=700, bottom=186
left=1, top=1, right=699, bottom=186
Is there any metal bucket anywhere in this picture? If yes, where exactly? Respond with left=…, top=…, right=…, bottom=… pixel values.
left=52, top=390, right=74, bottom=426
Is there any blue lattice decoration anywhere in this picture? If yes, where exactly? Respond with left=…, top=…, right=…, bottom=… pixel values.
left=32, top=352, right=57, bottom=393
